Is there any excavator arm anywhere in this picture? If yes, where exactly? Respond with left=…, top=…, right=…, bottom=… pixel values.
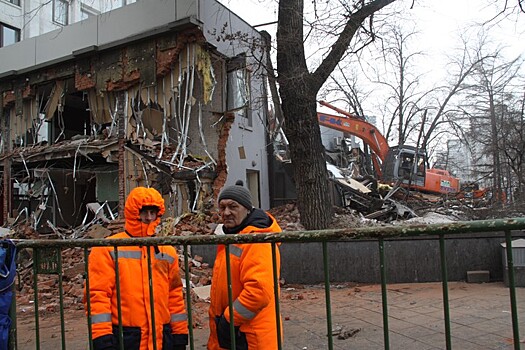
left=317, top=102, right=390, bottom=177
left=317, top=101, right=460, bottom=195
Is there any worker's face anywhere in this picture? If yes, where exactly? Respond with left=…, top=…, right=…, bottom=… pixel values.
left=139, top=208, right=159, bottom=224
left=218, top=199, right=249, bottom=228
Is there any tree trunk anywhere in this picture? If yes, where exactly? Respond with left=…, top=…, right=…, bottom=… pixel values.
left=281, top=88, right=333, bottom=230
left=489, top=93, right=503, bottom=206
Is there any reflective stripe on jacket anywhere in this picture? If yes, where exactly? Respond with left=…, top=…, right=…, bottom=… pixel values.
left=208, top=212, right=282, bottom=350
left=84, top=187, right=188, bottom=350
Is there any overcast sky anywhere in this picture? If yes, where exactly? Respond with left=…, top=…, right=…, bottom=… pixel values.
left=218, top=0, right=525, bottom=60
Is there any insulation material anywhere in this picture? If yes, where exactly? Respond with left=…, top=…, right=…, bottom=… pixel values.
left=44, top=80, right=65, bottom=121
left=87, top=90, right=114, bottom=125
left=158, top=74, right=172, bottom=112
left=173, top=181, right=190, bottom=216
left=128, top=87, right=145, bottom=140
left=11, top=100, right=34, bottom=147
left=9, top=108, right=23, bottom=147
left=141, top=101, right=164, bottom=136
left=129, top=86, right=161, bottom=140
left=124, top=148, right=148, bottom=187
left=196, top=45, right=216, bottom=104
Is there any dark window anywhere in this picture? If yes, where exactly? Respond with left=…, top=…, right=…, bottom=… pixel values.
left=0, top=23, right=20, bottom=48
left=8, top=0, right=20, bottom=6
left=53, top=0, right=69, bottom=26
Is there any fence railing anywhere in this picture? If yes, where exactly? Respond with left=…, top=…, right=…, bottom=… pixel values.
left=7, top=217, right=525, bottom=350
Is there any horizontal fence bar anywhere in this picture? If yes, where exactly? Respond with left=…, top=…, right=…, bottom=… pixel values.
left=12, top=217, right=525, bottom=249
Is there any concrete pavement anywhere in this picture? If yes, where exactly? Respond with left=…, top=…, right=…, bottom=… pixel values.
left=15, top=281, right=525, bottom=349
left=277, top=281, right=524, bottom=350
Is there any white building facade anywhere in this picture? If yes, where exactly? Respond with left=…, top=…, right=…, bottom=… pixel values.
left=0, top=0, right=137, bottom=48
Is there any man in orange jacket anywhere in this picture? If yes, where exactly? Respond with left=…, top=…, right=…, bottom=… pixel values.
left=84, top=187, right=188, bottom=350
left=208, top=180, right=282, bottom=350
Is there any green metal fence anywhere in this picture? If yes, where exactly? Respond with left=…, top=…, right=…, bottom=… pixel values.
left=8, top=217, right=525, bottom=350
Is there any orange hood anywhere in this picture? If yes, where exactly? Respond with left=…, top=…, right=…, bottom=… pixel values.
left=124, top=187, right=165, bottom=237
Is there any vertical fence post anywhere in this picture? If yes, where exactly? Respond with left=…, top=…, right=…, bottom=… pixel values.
left=183, top=245, right=195, bottom=350
left=84, top=247, right=94, bottom=350
left=113, top=247, right=124, bottom=350
left=32, top=248, right=40, bottom=350
left=57, top=250, right=66, bottom=350
left=225, top=245, right=236, bottom=349
left=378, top=238, right=389, bottom=350
left=322, top=242, right=333, bottom=350
left=8, top=277, right=17, bottom=350
left=146, top=246, right=157, bottom=350
left=271, top=242, right=283, bottom=350
left=439, top=234, right=452, bottom=350
left=504, top=231, right=521, bottom=350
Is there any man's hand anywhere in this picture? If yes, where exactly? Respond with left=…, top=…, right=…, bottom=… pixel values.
left=215, top=315, right=248, bottom=349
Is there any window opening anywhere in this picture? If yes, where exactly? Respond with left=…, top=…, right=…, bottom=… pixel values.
left=0, top=22, right=20, bottom=48
left=53, top=0, right=69, bottom=26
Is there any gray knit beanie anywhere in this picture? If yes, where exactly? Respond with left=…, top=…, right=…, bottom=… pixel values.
left=218, top=180, right=253, bottom=210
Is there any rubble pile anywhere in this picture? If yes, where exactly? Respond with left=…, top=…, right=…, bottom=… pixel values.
left=16, top=248, right=86, bottom=314
left=169, top=211, right=220, bottom=236
left=269, top=202, right=384, bottom=231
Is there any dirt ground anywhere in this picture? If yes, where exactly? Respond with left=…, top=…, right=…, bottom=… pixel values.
left=14, top=300, right=211, bottom=349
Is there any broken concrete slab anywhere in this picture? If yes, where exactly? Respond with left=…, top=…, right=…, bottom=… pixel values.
left=193, top=285, right=211, bottom=301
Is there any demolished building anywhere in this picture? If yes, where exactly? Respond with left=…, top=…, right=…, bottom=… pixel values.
left=0, top=0, right=272, bottom=233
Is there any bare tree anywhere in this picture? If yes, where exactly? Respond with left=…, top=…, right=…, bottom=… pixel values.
left=276, top=0, right=397, bottom=229
left=367, top=23, right=428, bottom=146
left=501, top=93, right=525, bottom=202
left=419, top=38, right=494, bottom=153
left=461, top=40, right=523, bottom=205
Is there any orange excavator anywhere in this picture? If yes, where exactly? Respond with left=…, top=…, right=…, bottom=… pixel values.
left=317, top=101, right=460, bottom=195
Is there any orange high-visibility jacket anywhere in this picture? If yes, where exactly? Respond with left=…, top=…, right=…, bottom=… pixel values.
left=207, top=212, right=282, bottom=350
left=84, top=187, right=188, bottom=350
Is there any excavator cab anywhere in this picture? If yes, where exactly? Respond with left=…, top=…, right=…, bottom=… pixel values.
left=382, top=145, right=426, bottom=188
